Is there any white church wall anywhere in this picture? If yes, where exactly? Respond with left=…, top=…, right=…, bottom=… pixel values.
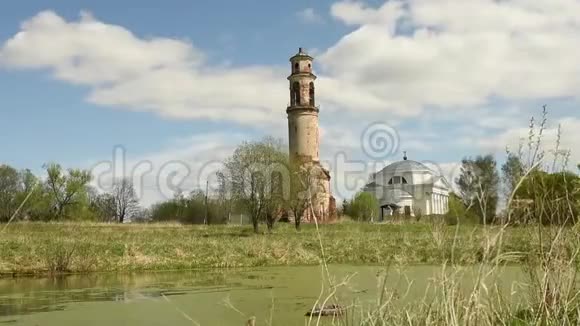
left=412, top=198, right=429, bottom=217
left=410, top=171, right=434, bottom=185
left=396, top=198, right=414, bottom=216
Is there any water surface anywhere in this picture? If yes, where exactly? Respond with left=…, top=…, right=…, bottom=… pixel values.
left=0, top=265, right=526, bottom=325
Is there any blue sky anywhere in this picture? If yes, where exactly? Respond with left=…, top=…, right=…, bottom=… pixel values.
left=1, top=0, right=579, bottom=203
left=0, top=0, right=350, bottom=169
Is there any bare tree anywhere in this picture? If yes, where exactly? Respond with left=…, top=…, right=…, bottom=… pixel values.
left=222, top=137, right=287, bottom=233
left=112, top=178, right=139, bottom=223
left=216, top=171, right=234, bottom=224
left=286, top=163, right=316, bottom=231
left=87, top=186, right=116, bottom=222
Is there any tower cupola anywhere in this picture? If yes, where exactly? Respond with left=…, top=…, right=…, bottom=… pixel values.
left=288, top=48, right=317, bottom=108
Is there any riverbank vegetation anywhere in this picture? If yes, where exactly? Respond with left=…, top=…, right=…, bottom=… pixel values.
left=0, top=221, right=578, bottom=277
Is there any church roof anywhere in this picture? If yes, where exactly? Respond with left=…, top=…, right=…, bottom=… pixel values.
left=379, top=159, right=433, bottom=174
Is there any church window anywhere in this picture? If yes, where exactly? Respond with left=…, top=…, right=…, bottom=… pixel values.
left=309, top=82, right=315, bottom=106
left=388, top=176, right=407, bottom=185
left=294, top=62, right=299, bottom=72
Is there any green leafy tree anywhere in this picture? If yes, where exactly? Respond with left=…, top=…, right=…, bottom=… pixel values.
left=340, top=199, right=349, bottom=216
left=456, top=155, right=500, bottom=224
left=148, top=189, right=224, bottom=224
left=0, top=165, right=21, bottom=222
left=44, top=163, right=92, bottom=220
left=185, top=189, right=211, bottom=224
left=514, top=171, right=579, bottom=225
left=445, top=192, right=479, bottom=225
left=15, top=169, right=43, bottom=220
left=150, top=200, right=185, bottom=222
left=502, top=153, right=524, bottom=197
left=347, top=191, right=379, bottom=222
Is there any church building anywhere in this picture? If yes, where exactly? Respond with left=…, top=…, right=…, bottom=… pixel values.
left=363, top=154, right=451, bottom=220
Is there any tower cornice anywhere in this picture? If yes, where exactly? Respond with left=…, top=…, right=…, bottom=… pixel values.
left=287, top=72, right=317, bottom=80
left=286, top=105, right=319, bottom=114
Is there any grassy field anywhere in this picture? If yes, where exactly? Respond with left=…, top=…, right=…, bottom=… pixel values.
left=0, top=221, right=576, bottom=276
left=2, top=221, right=580, bottom=324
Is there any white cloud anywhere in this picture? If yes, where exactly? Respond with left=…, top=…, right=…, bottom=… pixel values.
left=297, top=8, right=324, bottom=24
left=0, top=11, right=287, bottom=127
left=3, top=3, right=580, bottom=124
left=331, top=0, right=405, bottom=29
left=0, top=11, right=202, bottom=84
left=322, top=0, right=580, bottom=114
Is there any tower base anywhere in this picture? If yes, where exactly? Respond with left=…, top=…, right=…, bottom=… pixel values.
left=291, top=161, right=337, bottom=224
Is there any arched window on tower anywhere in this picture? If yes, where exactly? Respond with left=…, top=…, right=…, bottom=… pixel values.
left=292, top=82, right=300, bottom=105
left=309, top=82, right=315, bottom=106
left=293, top=62, right=299, bottom=73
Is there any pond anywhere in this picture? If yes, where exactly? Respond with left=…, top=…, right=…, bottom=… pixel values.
left=0, top=265, right=526, bottom=325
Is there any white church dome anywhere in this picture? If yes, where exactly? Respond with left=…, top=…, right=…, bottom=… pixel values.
left=379, top=159, right=432, bottom=174
left=372, top=158, right=438, bottom=187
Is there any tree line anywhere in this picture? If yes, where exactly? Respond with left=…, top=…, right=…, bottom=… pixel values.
left=0, top=163, right=140, bottom=223
left=1, top=137, right=324, bottom=233
left=2, top=108, right=577, bottom=228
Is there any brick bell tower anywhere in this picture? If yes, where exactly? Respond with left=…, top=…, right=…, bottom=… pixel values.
left=286, top=48, right=336, bottom=222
